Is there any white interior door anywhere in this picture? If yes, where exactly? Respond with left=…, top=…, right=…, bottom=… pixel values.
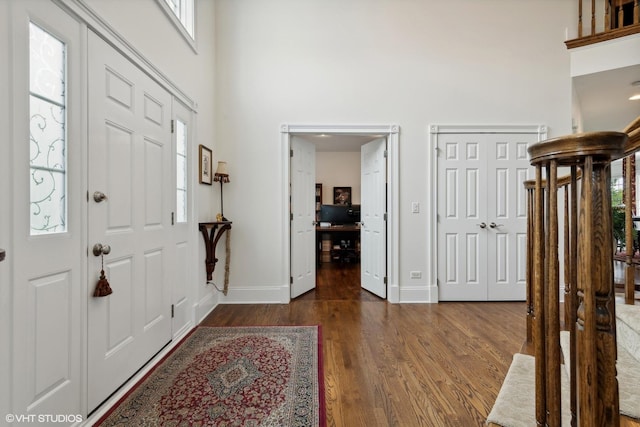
left=87, top=31, right=172, bottom=411
left=438, top=132, right=532, bottom=301
left=486, top=135, right=532, bottom=300
left=361, top=138, right=387, bottom=298
left=290, top=137, right=316, bottom=298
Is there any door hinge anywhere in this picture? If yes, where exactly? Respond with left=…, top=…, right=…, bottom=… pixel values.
left=171, top=119, right=175, bottom=133
left=384, top=212, right=388, bottom=221
left=171, top=304, right=175, bottom=318
left=290, top=212, right=293, bottom=221
left=384, top=150, right=388, bottom=158
left=290, top=276, right=293, bottom=284
left=384, top=276, right=388, bottom=284
left=171, top=212, right=175, bottom=225
left=290, top=149, right=294, bottom=157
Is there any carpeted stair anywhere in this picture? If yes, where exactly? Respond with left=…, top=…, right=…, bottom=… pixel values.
left=487, top=303, right=640, bottom=426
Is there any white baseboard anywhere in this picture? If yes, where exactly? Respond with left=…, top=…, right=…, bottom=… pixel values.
left=399, top=283, right=439, bottom=303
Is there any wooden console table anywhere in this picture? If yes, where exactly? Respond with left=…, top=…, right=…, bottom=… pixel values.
left=199, top=221, right=232, bottom=281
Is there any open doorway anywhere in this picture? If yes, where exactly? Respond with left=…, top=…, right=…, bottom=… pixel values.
left=281, top=124, right=400, bottom=303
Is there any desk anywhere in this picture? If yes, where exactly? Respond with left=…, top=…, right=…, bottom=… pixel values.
left=316, top=225, right=360, bottom=264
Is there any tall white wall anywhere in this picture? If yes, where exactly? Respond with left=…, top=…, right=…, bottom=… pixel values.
left=214, top=0, right=575, bottom=301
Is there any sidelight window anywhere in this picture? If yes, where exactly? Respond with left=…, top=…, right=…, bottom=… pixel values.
left=29, top=23, right=67, bottom=235
left=175, top=119, right=188, bottom=223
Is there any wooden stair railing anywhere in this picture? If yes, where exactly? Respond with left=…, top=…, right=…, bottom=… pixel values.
left=622, top=116, right=640, bottom=304
left=566, top=0, right=640, bottom=49
left=527, top=131, right=628, bottom=426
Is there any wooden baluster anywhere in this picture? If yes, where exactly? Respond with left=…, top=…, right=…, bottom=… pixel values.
left=576, top=156, right=597, bottom=425
left=578, top=0, right=583, bottom=37
left=625, top=155, right=635, bottom=304
left=619, top=0, right=625, bottom=28
left=546, top=160, right=562, bottom=426
left=534, top=165, right=547, bottom=426
left=635, top=0, right=639, bottom=25
left=564, top=183, right=570, bottom=327
left=526, top=184, right=535, bottom=345
left=606, top=0, right=612, bottom=31
left=591, top=0, right=611, bottom=36
left=577, top=156, right=620, bottom=426
left=569, top=166, right=579, bottom=427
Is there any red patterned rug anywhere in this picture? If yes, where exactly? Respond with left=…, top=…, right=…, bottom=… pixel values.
left=95, top=325, right=325, bottom=426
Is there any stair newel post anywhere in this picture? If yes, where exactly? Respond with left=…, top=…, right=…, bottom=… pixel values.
left=545, top=160, right=562, bottom=426
left=528, top=131, right=626, bottom=427
left=533, top=164, right=547, bottom=426
left=577, top=154, right=620, bottom=427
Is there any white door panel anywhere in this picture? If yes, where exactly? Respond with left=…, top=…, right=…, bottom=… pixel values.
left=10, top=1, right=84, bottom=419
left=171, top=99, right=192, bottom=338
left=361, top=138, right=387, bottom=298
left=87, top=31, right=172, bottom=411
left=438, top=132, right=534, bottom=301
left=290, top=138, right=316, bottom=298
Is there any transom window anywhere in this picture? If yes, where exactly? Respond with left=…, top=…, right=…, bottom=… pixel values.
left=161, top=0, right=195, bottom=40
left=29, top=23, right=67, bottom=235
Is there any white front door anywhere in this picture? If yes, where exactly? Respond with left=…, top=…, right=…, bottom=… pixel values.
left=437, top=132, right=534, bottom=301
left=290, top=138, right=316, bottom=298
left=361, top=138, right=387, bottom=298
left=87, top=31, right=172, bottom=411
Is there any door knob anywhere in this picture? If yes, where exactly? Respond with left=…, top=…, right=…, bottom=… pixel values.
left=489, top=222, right=504, bottom=229
left=477, top=222, right=487, bottom=229
left=92, top=243, right=111, bottom=256
left=93, top=191, right=108, bottom=203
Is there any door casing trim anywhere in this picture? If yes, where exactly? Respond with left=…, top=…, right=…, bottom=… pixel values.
left=281, top=124, right=400, bottom=303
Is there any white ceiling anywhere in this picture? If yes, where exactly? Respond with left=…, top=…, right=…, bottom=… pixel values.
left=574, top=64, right=640, bottom=132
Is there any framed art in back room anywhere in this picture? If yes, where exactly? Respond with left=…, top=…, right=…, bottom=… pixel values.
left=333, top=186, right=351, bottom=205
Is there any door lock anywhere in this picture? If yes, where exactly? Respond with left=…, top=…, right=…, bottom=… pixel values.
left=489, top=222, right=504, bottom=229
left=92, top=243, right=111, bottom=257
left=477, top=222, right=487, bottom=229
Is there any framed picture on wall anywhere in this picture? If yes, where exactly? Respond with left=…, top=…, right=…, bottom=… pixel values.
left=199, top=144, right=213, bottom=185
left=333, top=186, right=351, bottom=205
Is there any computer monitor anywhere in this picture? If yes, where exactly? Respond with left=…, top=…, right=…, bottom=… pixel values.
left=319, top=204, right=360, bottom=225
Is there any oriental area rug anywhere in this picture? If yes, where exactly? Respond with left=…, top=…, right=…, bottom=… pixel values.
left=96, top=325, right=325, bottom=426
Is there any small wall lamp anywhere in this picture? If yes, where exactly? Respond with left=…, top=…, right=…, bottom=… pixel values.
left=213, top=161, right=230, bottom=220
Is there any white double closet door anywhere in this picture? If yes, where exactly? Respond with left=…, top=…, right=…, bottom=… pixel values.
left=437, top=130, right=539, bottom=301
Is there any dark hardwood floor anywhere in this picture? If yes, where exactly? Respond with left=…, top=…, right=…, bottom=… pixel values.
left=201, top=262, right=527, bottom=426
